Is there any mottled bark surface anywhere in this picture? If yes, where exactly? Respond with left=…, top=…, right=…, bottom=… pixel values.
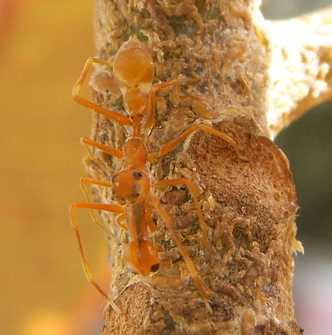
left=80, top=0, right=309, bottom=333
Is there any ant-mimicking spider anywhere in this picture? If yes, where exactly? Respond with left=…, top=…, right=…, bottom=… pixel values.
left=70, top=39, right=246, bottom=313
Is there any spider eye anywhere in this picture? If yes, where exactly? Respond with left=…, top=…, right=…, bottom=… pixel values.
left=133, top=171, right=143, bottom=180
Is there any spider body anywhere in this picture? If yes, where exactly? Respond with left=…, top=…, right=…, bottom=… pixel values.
left=71, top=39, right=246, bottom=314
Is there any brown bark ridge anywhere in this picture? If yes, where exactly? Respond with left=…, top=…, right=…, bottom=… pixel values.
left=73, top=0, right=331, bottom=333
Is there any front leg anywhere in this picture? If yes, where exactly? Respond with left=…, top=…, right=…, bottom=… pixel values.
left=150, top=197, right=212, bottom=313
left=69, top=201, right=125, bottom=313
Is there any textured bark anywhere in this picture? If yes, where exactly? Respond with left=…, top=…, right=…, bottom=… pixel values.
left=78, top=0, right=331, bottom=334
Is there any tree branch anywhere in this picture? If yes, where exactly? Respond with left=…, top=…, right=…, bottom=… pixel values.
left=73, top=0, right=332, bottom=333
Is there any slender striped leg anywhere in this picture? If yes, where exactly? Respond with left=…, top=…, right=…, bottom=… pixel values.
left=156, top=177, right=210, bottom=250
left=73, top=57, right=131, bottom=125
left=70, top=201, right=125, bottom=313
left=151, top=198, right=212, bottom=314
left=149, top=123, right=249, bottom=162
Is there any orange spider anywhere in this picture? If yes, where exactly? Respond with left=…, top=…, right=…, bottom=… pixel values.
left=70, top=39, right=245, bottom=313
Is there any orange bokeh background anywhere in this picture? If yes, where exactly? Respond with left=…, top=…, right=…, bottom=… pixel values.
left=1, top=1, right=332, bottom=335
left=0, top=1, right=110, bottom=334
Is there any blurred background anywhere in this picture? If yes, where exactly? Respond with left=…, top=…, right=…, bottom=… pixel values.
left=0, top=1, right=331, bottom=334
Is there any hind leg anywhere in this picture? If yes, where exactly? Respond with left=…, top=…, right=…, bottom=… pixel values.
left=73, top=57, right=131, bottom=125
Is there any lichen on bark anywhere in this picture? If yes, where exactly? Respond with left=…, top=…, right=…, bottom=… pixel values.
left=73, top=0, right=332, bottom=334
